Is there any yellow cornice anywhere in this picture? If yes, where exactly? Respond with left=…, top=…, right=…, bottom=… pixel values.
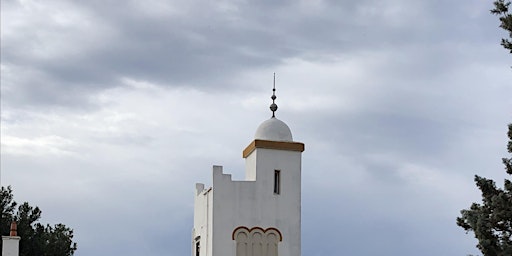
left=243, top=139, right=305, bottom=158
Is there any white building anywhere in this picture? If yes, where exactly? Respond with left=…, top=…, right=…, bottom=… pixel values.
left=192, top=87, right=305, bottom=256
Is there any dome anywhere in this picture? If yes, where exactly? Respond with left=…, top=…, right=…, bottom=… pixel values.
left=254, top=117, right=293, bottom=142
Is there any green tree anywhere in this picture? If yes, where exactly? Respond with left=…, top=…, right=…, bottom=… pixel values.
left=0, top=186, right=77, bottom=256
left=457, top=124, right=512, bottom=255
left=491, top=0, right=512, bottom=53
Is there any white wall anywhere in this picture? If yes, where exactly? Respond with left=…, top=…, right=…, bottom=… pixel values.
left=193, top=182, right=213, bottom=256
left=193, top=143, right=303, bottom=256
left=2, top=236, right=20, bottom=256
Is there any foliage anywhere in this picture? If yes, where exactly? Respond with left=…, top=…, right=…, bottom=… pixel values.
left=457, top=124, right=512, bottom=256
left=0, top=186, right=77, bottom=256
left=491, top=0, right=512, bottom=53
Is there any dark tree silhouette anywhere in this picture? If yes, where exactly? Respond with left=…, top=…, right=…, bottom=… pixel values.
left=457, top=124, right=512, bottom=255
left=491, top=0, right=512, bottom=53
left=1, top=186, right=77, bottom=256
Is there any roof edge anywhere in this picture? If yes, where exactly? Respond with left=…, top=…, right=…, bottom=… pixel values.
left=243, top=139, right=305, bottom=158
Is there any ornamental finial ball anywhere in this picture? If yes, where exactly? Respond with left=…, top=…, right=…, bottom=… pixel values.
left=270, top=103, right=278, bottom=112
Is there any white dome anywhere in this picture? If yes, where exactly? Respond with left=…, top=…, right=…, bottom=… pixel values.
left=254, top=117, right=293, bottom=142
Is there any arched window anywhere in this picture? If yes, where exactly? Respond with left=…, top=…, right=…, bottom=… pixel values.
left=232, top=227, right=282, bottom=256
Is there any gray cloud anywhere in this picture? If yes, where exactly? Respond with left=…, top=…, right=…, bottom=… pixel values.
left=1, top=1, right=511, bottom=256
left=4, top=0, right=498, bottom=108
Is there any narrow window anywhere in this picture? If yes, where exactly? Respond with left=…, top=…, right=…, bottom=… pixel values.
left=196, top=241, right=200, bottom=256
left=274, top=170, right=280, bottom=194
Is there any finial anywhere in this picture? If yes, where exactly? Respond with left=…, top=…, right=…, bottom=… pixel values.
left=270, top=73, right=278, bottom=117
left=10, top=221, right=17, bottom=236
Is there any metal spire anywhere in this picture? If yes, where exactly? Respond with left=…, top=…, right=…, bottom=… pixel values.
left=270, top=73, right=278, bottom=117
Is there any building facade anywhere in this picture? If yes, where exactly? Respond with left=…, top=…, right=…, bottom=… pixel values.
left=192, top=92, right=305, bottom=256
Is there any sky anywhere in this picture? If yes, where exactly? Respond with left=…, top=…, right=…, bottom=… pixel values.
left=1, top=0, right=511, bottom=255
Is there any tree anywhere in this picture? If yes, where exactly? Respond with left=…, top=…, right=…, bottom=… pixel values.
left=491, top=0, right=512, bottom=53
left=457, top=124, right=512, bottom=255
left=0, top=186, right=77, bottom=256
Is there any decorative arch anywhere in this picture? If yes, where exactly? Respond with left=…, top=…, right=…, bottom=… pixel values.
left=232, top=226, right=282, bottom=256
left=232, top=227, right=283, bottom=241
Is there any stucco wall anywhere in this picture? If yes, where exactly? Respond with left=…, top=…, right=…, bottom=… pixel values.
left=213, top=148, right=302, bottom=256
left=2, top=236, right=20, bottom=256
left=193, top=145, right=302, bottom=256
left=193, top=183, right=213, bottom=256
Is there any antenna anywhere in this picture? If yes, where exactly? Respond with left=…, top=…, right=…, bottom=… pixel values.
left=270, top=73, right=278, bottom=117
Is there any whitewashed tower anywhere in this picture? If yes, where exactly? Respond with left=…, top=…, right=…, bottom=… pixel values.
left=192, top=78, right=305, bottom=256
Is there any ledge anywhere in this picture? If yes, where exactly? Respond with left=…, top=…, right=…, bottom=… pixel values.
left=243, top=139, right=305, bottom=158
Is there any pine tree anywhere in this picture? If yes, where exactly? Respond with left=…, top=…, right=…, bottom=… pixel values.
left=491, top=0, right=512, bottom=53
left=457, top=124, right=512, bottom=255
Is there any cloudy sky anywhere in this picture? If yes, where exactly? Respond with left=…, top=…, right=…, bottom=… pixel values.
left=1, top=0, right=511, bottom=255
